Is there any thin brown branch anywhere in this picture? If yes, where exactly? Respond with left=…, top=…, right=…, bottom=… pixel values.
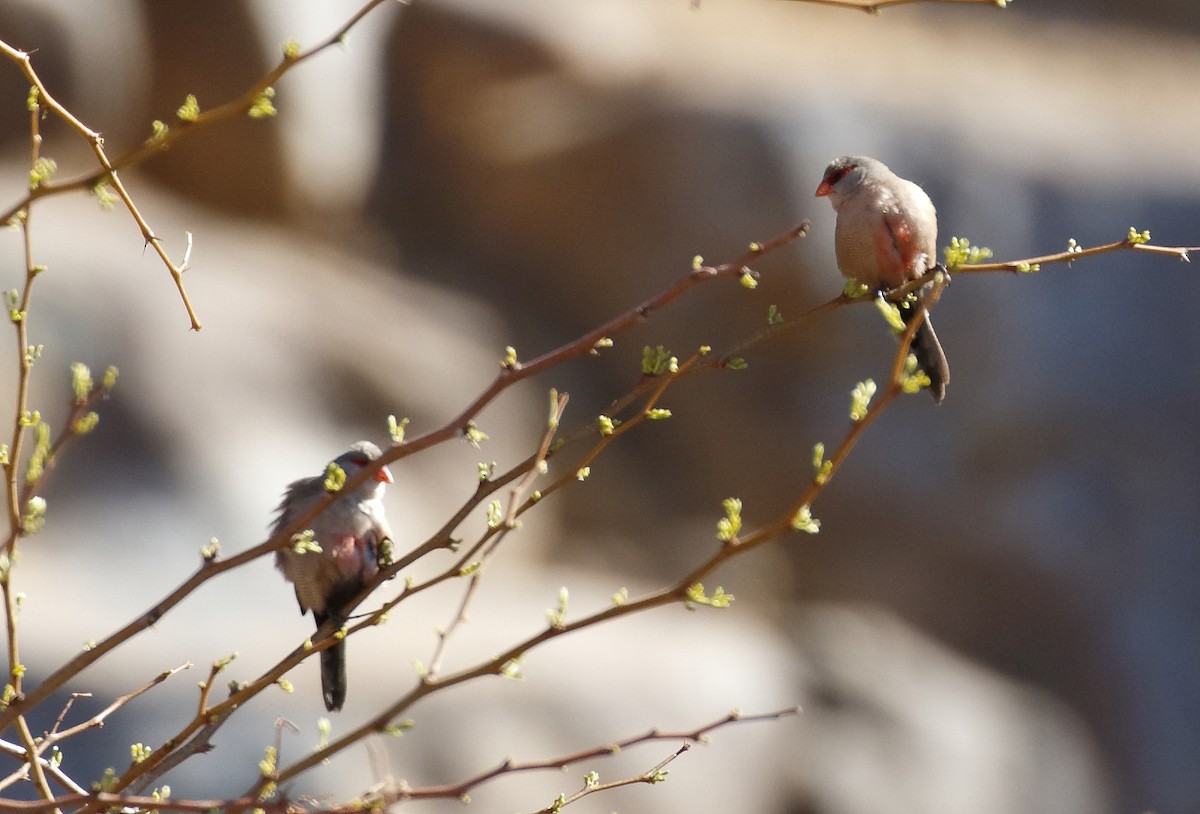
left=532, top=743, right=690, bottom=814
left=390, top=707, right=800, bottom=805
left=55, top=662, right=190, bottom=744
left=956, top=237, right=1196, bottom=274
left=790, top=0, right=1007, bottom=12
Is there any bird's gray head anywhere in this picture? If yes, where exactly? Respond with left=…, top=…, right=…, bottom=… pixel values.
left=333, top=441, right=394, bottom=490
left=815, top=155, right=888, bottom=199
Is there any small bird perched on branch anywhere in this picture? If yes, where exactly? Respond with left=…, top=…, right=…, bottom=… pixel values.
left=815, top=155, right=950, bottom=402
left=273, top=441, right=394, bottom=711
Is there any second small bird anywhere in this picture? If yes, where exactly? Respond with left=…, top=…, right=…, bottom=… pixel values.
left=274, top=441, right=394, bottom=711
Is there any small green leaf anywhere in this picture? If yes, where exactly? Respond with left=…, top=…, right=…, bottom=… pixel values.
left=873, top=295, right=906, bottom=334
left=843, top=278, right=871, bottom=299
left=900, top=354, right=932, bottom=395
left=463, top=423, right=489, bottom=448
left=21, top=497, right=46, bottom=536
left=149, top=120, right=169, bottom=143
left=387, top=414, right=409, bottom=444
left=499, top=658, right=523, bottom=680
left=501, top=345, right=519, bottom=369
left=685, top=582, right=734, bottom=609
left=641, top=345, right=678, bottom=376
left=289, top=530, right=321, bottom=555
left=383, top=719, right=415, bottom=737
left=90, top=178, right=117, bottom=211
left=767, top=304, right=784, bottom=326
left=323, top=462, right=346, bottom=493
left=791, top=504, right=820, bottom=534
left=546, top=586, right=569, bottom=629
left=812, top=442, right=832, bottom=486
left=944, top=236, right=992, bottom=268
left=71, top=362, right=93, bottom=403
left=715, top=497, right=742, bottom=543
left=28, top=157, right=57, bottom=190
left=24, top=420, right=51, bottom=486
left=849, top=379, right=877, bottom=422
left=93, top=767, right=118, bottom=793
left=71, top=412, right=99, bottom=435
left=176, top=94, right=200, bottom=123
left=258, top=745, right=277, bottom=777
left=248, top=87, right=277, bottom=119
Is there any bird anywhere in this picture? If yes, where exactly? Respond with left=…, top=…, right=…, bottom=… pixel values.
left=815, top=155, right=950, bottom=402
left=272, top=441, right=394, bottom=711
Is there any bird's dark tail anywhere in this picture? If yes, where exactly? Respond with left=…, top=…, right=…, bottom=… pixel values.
left=314, top=611, right=347, bottom=712
left=907, top=306, right=950, bottom=404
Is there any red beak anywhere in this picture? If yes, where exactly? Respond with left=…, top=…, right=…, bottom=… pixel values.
left=814, top=179, right=833, bottom=197
left=375, top=466, right=394, bottom=484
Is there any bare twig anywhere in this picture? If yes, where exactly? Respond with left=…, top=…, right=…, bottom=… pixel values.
left=956, top=236, right=1196, bottom=274
left=790, top=0, right=1007, bottom=12
left=389, top=707, right=800, bottom=806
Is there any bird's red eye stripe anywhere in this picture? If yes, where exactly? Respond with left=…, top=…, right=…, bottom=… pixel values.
left=829, top=164, right=855, bottom=184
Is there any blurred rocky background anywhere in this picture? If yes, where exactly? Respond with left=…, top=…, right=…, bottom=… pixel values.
left=0, top=0, right=1197, bottom=812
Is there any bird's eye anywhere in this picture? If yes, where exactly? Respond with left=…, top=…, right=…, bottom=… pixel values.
left=830, top=164, right=855, bottom=184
